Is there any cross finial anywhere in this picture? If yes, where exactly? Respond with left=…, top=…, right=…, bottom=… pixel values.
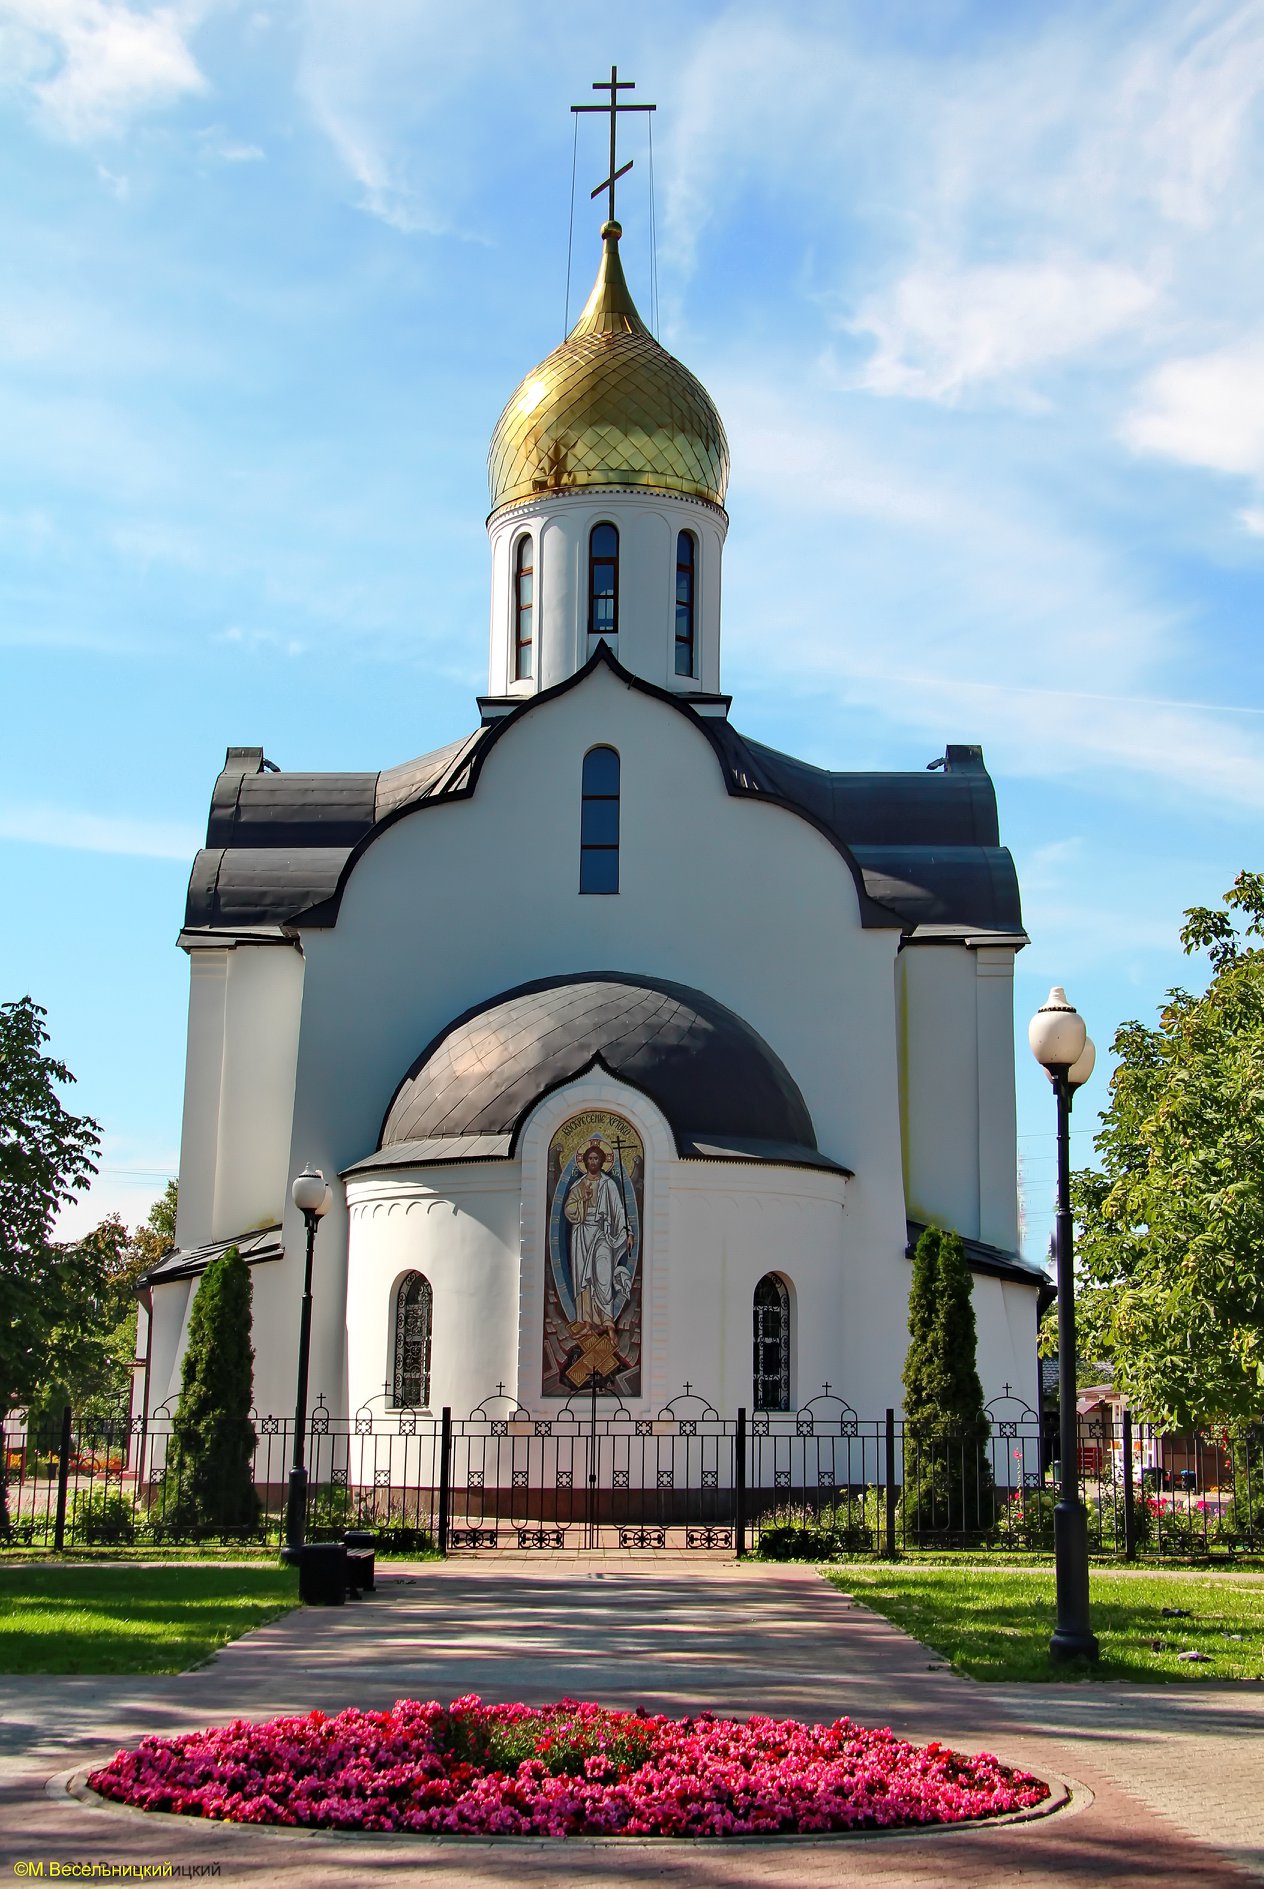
left=496, top=1380, right=506, bottom=1399
left=1002, top=1381, right=1013, bottom=1398
left=822, top=1380, right=832, bottom=1397
left=572, top=64, right=656, bottom=227
left=683, top=1380, right=693, bottom=1396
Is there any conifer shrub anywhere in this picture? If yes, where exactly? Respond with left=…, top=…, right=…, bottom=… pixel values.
left=898, top=1227, right=995, bottom=1540
left=165, top=1247, right=260, bottom=1538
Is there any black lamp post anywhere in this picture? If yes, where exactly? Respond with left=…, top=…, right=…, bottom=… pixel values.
left=1029, top=986, right=1099, bottom=1663
left=283, top=1165, right=330, bottom=1560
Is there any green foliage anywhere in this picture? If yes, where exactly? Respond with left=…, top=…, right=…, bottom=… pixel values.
left=1219, top=1481, right=1264, bottom=1549
left=755, top=1489, right=881, bottom=1559
left=440, top=1703, right=656, bottom=1779
left=72, top=1489, right=139, bottom=1546
left=901, top=1225, right=941, bottom=1429
left=0, top=999, right=100, bottom=1413
left=166, top=1247, right=259, bottom=1537
left=1071, top=873, right=1264, bottom=1426
left=899, top=1227, right=994, bottom=1536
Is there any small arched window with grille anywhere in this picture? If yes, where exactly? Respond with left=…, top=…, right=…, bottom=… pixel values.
left=513, top=535, right=534, bottom=680
left=392, top=1272, right=433, bottom=1408
left=580, top=744, right=620, bottom=894
left=753, top=1273, right=791, bottom=1410
left=588, top=522, right=619, bottom=644
left=674, top=530, right=696, bottom=677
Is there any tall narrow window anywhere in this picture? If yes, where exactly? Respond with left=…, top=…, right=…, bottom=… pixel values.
left=580, top=745, right=619, bottom=893
left=753, top=1273, right=791, bottom=1410
left=588, top=522, right=618, bottom=644
left=513, top=535, right=534, bottom=680
left=392, top=1272, right=433, bottom=1408
left=674, top=530, right=696, bottom=677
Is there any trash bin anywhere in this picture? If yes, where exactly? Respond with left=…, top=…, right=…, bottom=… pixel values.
left=299, top=1541, right=348, bottom=1606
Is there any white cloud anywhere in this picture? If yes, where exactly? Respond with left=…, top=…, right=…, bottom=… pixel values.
left=0, top=803, right=199, bottom=858
left=1238, top=506, right=1264, bottom=534
left=719, top=373, right=1264, bottom=811
left=850, top=259, right=1157, bottom=404
left=0, top=0, right=210, bottom=142
left=1123, top=336, right=1264, bottom=475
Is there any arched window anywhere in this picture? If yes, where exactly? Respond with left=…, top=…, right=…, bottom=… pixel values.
left=674, top=530, right=696, bottom=677
left=588, top=522, right=618, bottom=644
left=513, top=535, right=534, bottom=681
left=392, top=1272, right=432, bottom=1408
left=753, top=1274, right=791, bottom=1410
left=580, top=745, right=620, bottom=894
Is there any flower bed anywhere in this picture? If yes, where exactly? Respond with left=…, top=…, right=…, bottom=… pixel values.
left=88, top=1695, right=1050, bottom=1838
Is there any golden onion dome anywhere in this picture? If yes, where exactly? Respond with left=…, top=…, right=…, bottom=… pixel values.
left=488, top=221, right=729, bottom=515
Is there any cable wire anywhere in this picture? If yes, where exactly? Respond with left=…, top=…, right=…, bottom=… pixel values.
left=647, top=110, right=659, bottom=335
left=564, top=110, right=579, bottom=337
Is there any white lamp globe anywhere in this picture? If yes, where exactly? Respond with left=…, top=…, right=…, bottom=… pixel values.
left=1068, top=1036, right=1096, bottom=1090
left=292, top=1166, right=327, bottom=1215
left=1028, top=987, right=1087, bottom=1070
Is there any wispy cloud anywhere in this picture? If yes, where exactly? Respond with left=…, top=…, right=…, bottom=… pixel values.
left=850, top=258, right=1157, bottom=405
left=0, top=803, right=199, bottom=858
left=0, top=0, right=213, bottom=142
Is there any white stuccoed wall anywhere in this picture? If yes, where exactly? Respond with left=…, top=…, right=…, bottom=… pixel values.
left=486, top=489, right=726, bottom=697
left=160, top=666, right=1034, bottom=1424
left=896, top=941, right=1020, bottom=1254
left=174, top=939, right=304, bottom=1251
left=266, top=663, right=910, bottom=1421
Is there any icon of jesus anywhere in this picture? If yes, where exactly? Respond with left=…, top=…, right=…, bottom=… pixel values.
left=563, top=1139, right=634, bottom=1341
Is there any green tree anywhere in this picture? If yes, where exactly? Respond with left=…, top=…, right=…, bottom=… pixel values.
left=26, top=1185, right=178, bottom=1431
left=901, top=1224, right=943, bottom=1429
left=0, top=998, right=100, bottom=1417
left=1072, top=872, right=1264, bottom=1427
left=900, top=1226, right=994, bottom=1535
left=166, top=1246, right=259, bottom=1537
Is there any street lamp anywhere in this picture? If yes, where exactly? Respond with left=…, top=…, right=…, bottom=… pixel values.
left=283, top=1165, right=331, bottom=1559
left=1029, top=986, right=1099, bottom=1663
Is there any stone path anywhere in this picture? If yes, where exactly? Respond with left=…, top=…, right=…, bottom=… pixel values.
left=1, top=1562, right=1262, bottom=1886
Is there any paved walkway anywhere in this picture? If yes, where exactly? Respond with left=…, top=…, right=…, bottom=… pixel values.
left=2, top=1562, right=1262, bottom=1886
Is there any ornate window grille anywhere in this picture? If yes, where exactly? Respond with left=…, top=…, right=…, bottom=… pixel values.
left=579, top=745, right=620, bottom=894
left=392, top=1272, right=432, bottom=1408
left=674, top=530, right=696, bottom=676
left=588, top=522, right=619, bottom=643
left=513, top=534, right=534, bottom=680
left=753, top=1273, right=791, bottom=1410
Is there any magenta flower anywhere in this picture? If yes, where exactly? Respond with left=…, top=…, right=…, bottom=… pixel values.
left=88, top=1698, right=1048, bottom=1838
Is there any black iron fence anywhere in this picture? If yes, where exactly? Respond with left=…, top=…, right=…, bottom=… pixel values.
left=4, top=1387, right=1261, bottom=1558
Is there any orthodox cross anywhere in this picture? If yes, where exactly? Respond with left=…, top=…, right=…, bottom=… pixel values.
left=572, top=65, right=656, bottom=224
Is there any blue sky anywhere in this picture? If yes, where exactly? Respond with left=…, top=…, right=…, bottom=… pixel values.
left=2, top=0, right=1261, bottom=1269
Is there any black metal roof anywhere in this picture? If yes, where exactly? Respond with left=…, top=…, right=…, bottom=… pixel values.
left=183, top=646, right=1023, bottom=938
left=139, top=1222, right=284, bottom=1290
left=905, top=1219, right=1051, bottom=1297
left=343, top=971, right=845, bottom=1176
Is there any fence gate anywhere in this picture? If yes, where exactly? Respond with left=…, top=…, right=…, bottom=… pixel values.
left=446, top=1385, right=739, bottom=1552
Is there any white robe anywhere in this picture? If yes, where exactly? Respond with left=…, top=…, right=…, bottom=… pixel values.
left=564, top=1168, right=630, bottom=1328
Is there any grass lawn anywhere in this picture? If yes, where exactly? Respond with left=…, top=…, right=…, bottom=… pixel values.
left=0, top=1564, right=298, bottom=1674
left=826, top=1564, right=1264, bottom=1682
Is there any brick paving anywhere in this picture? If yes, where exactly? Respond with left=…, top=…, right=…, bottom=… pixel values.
left=0, top=1562, right=1261, bottom=1886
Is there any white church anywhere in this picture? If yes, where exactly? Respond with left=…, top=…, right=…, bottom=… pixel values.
left=138, top=113, right=1047, bottom=1430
